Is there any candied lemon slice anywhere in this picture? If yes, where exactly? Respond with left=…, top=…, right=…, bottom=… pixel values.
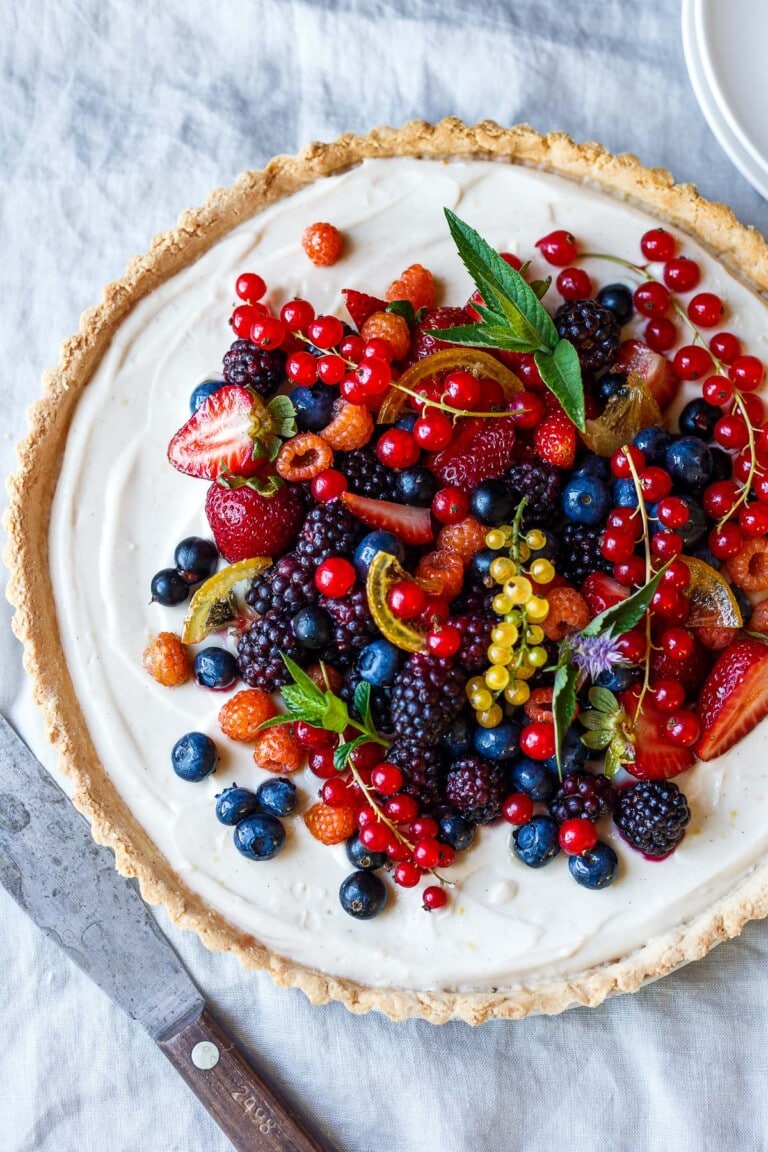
left=679, top=556, right=743, bottom=629
left=182, top=557, right=271, bottom=644
left=378, top=348, right=523, bottom=424
left=581, top=373, right=663, bottom=457
left=365, top=551, right=442, bottom=653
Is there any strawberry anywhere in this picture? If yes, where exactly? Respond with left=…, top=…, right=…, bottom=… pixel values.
left=341, top=491, right=434, bottom=545
left=205, top=480, right=304, bottom=563
left=611, top=339, right=681, bottom=410
left=620, top=686, right=696, bottom=780
left=429, top=416, right=516, bottom=492
left=695, top=637, right=768, bottom=760
left=169, top=385, right=274, bottom=480
left=406, top=306, right=473, bottom=364
left=649, top=636, right=714, bottom=696
left=533, top=411, right=576, bottom=468
left=342, top=289, right=387, bottom=331
left=581, top=572, right=630, bottom=617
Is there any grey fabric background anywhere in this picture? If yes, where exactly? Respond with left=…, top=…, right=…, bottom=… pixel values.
left=2, top=2, right=768, bottom=1150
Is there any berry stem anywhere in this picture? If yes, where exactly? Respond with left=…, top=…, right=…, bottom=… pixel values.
left=390, top=380, right=525, bottom=422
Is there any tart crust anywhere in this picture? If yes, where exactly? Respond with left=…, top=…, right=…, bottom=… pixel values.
left=6, top=119, right=768, bottom=1024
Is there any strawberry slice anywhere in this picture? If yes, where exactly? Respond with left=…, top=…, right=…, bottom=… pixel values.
left=205, top=480, right=304, bottom=562
left=620, top=686, right=696, bottom=780
left=342, top=289, right=387, bottom=330
left=169, top=385, right=266, bottom=480
left=341, top=492, right=434, bottom=545
left=582, top=572, right=630, bottom=617
left=611, top=339, right=681, bottom=410
left=695, top=637, right=768, bottom=760
left=429, top=417, right=516, bottom=492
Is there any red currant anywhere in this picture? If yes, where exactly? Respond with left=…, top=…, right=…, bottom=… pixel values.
left=557, top=267, right=592, bottom=300
left=601, top=529, right=637, bottom=563
left=617, top=630, right=647, bottom=663
left=666, top=710, right=700, bottom=747
left=339, top=334, right=364, bottom=361
left=516, top=353, right=546, bottom=391
left=607, top=506, right=642, bottom=535
left=653, top=678, right=686, bottom=712
left=663, top=257, right=701, bottom=292
left=641, top=229, right=677, bottom=261
left=426, top=624, right=462, bottom=658
left=308, top=748, right=336, bottom=779
left=231, top=304, right=259, bottom=338
left=661, top=627, right=695, bottom=661
left=413, top=837, right=441, bottom=869
left=613, top=556, right=647, bottom=586
left=709, top=522, right=745, bottom=560
left=349, top=743, right=384, bottom=773
left=535, top=229, right=577, bottom=266
left=316, top=354, right=345, bottom=385
left=639, top=467, right=672, bottom=501
left=519, top=722, right=556, bottom=761
left=714, top=413, right=749, bottom=450
left=502, top=793, right=534, bottom=825
left=353, top=357, right=392, bottom=398
left=634, top=282, right=671, bottom=317
left=652, top=588, right=689, bottom=625
left=375, top=428, right=420, bottom=469
left=294, top=721, right=334, bottom=750
left=280, top=298, right=315, bottom=331
left=733, top=449, right=762, bottom=484
left=363, top=336, right=394, bottom=362
left=739, top=503, right=768, bottom=538
left=743, top=393, right=766, bottom=426
left=307, top=315, right=344, bottom=350
left=688, top=293, right=724, bottom=328
left=703, top=481, right=740, bottom=519
left=314, top=557, right=356, bottom=598
left=645, top=317, right=678, bottom=352
left=356, top=805, right=378, bottom=828
left=387, top=581, right=427, bottom=620
left=611, top=445, right=646, bottom=479
left=508, top=391, right=545, bottom=429
left=394, top=861, right=422, bottom=888
left=443, top=370, right=480, bottom=410
left=432, top=487, right=469, bottom=525
left=286, top=350, right=318, bottom=385
left=422, top=886, right=449, bottom=911
left=410, top=817, right=439, bottom=839
left=369, top=763, right=404, bottom=795
left=250, top=315, right=286, bottom=350
left=559, top=818, right=599, bottom=856
left=729, top=355, right=765, bottom=392
left=384, top=794, right=419, bottom=823
left=311, top=469, right=348, bottom=503
left=414, top=411, right=454, bottom=451
left=420, top=596, right=451, bottom=627
left=710, top=331, right=741, bottom=364
left=322, top=777, right=357, bottom=808
left=656, top=496, right=690, bottom=529
left=651, top=531, right=684, bottom=561
left=673, top=345, right=713, bottom=381
left=235, top=272, right=266, bottom=302
left=360, top=823, right=391, bottom=852
left=702, top=375, right=734, bottom=406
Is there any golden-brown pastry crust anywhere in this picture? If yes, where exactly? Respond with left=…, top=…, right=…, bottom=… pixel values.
left=7, top=119, right=768, bottom=1023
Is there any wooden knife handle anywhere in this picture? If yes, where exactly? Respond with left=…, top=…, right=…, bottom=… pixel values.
left=158, top=1005, right=339, bottom=1152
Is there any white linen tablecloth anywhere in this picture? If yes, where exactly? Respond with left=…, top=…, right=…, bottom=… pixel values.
left=3, top=2, right=768, bottom=1149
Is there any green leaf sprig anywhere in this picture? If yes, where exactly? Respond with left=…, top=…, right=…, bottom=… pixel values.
left=434, top=210, right=585, bottom=430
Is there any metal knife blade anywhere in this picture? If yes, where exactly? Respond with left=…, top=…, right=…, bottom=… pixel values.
left=0, top=713, right=203, bottom=1040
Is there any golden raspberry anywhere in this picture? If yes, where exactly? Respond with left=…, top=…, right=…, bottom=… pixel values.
left=252, top=726, right=303, bottom=773
left=306, top=663, right=344, bottom=694
left=386, top=263, right=435, bottom=311
left=276, top=432, right=333, bottom=481
left=437, top=517, right=488, bottom=562
left=416, top=548, right=465, bottom=599
left=360, top=311, right=411, bottom=360
left=304, top=802, right=357, bottom=845
left=320, top=398, right=374, bottom=451
left=728, top=538, right=768, bottom=591
left=218, top=689, right=277, bottom=742
left=302, top=221, right=343, bottom=267
left=541, top=586, right=590, bottom=641
left=142, top=632, right=192, bottom=687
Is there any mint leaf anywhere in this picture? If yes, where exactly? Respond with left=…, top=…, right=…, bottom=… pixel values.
left=386, top=299, right=416, bottom=325
left=322, top=693, right=350, bottom=733
left=256, top=714, right=294, bottom=731
left=552, top=659, right=579, bottom=775
left=534, top=342, right=585, bottom=432
left=353, top=680, right=374, bottom=732
left=425, top=323, right=515, bottom=351
left=334, top=736, right=367, bottom=771
left=280, top=654, right=327, bottom=704
left=582, top=564, right=669, bottom=638
left=529, top=277, right=551, bottom=300
left=281, top=684, right=325, bottom=724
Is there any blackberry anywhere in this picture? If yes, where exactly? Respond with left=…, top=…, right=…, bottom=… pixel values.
left=336, top=447, right=398, bottom=501
left=390, top=652, right=467, bottom=747
left=340, top=669, right=393, bottom=734
left=506, top=461, right=563, bottom=525
left=613, top=780, right=691, bottom=859
left=558, top=523, right=612, bottom=586
left=554, top=300, right=621, bottom=375
left=387, top=738, right=444, bottom=807
left=237, top=609, right=303, bottom=691
left=245, top=552, right=317, bottom=617
left=455, top=613, right=494, bottom=674
left=222, top=339, right=285, bottom=400
left=296, top=503, right=362, bottom=565
left=443, top=756, right=506, bottom=824
left=321, top=588, right=378, bottom=660
left=549, top=772, right=613, bottom=824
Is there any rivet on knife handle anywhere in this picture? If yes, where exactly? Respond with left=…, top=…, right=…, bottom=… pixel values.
left=158, top=1005, right=339, bottom=1152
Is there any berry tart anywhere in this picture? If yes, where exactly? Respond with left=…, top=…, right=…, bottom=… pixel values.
left=8, top=120, right=768, bottom=1023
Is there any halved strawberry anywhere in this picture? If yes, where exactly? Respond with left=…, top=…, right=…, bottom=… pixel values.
left=342, top=289, right=387, bottom=331
left=533, top=411, right=576, bottom=468
left=695, top=637, right=768, bottom=760
left=611, top=339, right=681, bottom=410
left=620, top=686, right=696, bottom=779
left=429, top=417, right=516, bottom=492
left=581, top=572, right=630, bottom=618
left=341, top=491, right=434, bottom=545
left=169, top=385, right=268, bottom=480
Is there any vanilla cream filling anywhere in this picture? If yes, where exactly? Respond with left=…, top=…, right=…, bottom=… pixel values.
left=49, top=157, right=768, bottom=992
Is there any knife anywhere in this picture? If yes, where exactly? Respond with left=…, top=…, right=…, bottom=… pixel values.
left=0, top=714, right=339, bottom=1152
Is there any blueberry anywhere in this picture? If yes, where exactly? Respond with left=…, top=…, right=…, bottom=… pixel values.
left=594, top=665, right=638, bottom=693
left=469, top=479, right=513, bottom=526
left=679, top=398, right=721, bottom=441
left=441, top=712, right=475, bottom=758
left=395, top=466, right=437, bottom=507
left=612, top=478, right=639, bottom=508
left=339, top=870, right=388, bottom=919
left=575, top=453, right=611, bottom=482
left=709, top=446, right=732, bottom=482
left=594, top=372, right=629, bottom=407
left=291, top=383, right=336, bottom=432
left=512, top=815, right=561, bottom=868
left=468, top=548, right=496, bottom=587
left=473, top=720, right=520, bottom=762
left=292, top=606, right=333, bottom=650
left=151, top=568, right=189, bottom=606
left=174, top=536, right=218, bottom=585
left=562, top=474, right=610, bottom=526
left=692, top=544, right=722, bottom=570
left=256, top=776, right=298, bottom=817
left=665, top=436, right=713, bottom=492
left=675, top=497, right=708, bottom=547
left=346, top=833, right=387, bottom=871
left=438, top=812, right=476, bottom=852
left=509, top=757, right=557, bottom=802
left=543, top=726, right=590, bottom=775
left=633, top=426, right=672, bottom=467
left=172, top=732, right=218, bottom=782
left=190, top=379, right=225, bottom=413
left=395, top=412, right=418, bottom=433
left=596, top=283, right=634, bottom=324
left=568, top=841, right=618, bottom=889
left=353, top=531, right=405, bottom=579
left=234, top=813, right=286, bottom=861
left=357, top=638, right=402, bottom=686
left=193, top=647, right=238, bottom=690
left=215, top=786, right=260, bottom=825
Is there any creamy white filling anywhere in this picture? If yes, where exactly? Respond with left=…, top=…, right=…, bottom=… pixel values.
left=49, top=157, right=768, bottom=992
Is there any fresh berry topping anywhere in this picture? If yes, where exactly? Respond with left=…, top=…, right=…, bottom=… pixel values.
left=581, top=572, right=630, bottom=616
left=150, top=568, right=189, bottom=606
left=535, top=230, right=578, bottom=266
left=640, top=229, right=677, bottom=261
left=204, top=480, right=304, bottom=563
left=342, top=288, right=388, bottom=330
left=391, top=652, right=466, bottom=749
left=251, top=725, right=303, bottom=774
left=407, top=307, right=473, bottom=363
left=620, top=686, right=696, bottom=779
left=215, top=786, right=260, bottom=826
left=218, top=688, right=277, bottom=741
left=341, top=491, right=434, bottom=545
left=614, top=780, right=690, bottom=858
left=559, top=523, right=613, bottom=586
left=305, top=802, right=358, bottom=845
left=171, top=732, right=218, bottom=782
left=302, top=222, right=343, bottom=266
left=533, top=410, right=577, bottom=468
left=237, top=610, right=303, bottom=691
left=611, top=339, right=680, bottom=409
left=549, top=772, right=613, bottom=824
left=297, top=502, right=362, bottom=565
left=554, top=299, right=620, bottom=374
left=596, top=283, right=634, bottom=324
left=321, top=587, right=378, bottom=656
left=142, top=632, right=192, bottom=687
left=169, top=385, right=272, bottom=480
left=430, top=417, right=517, bottom=492
left=696, top=638, right=768, bottom=760
left=443, top=755, right=507, bottom=824
left=568, top=842, right=618, bottom=888
left=339, top=871, right=388, bottom=918
left=663, top=257, right=701, bottom=292
left=223, top=340, right=285, bottom=400
left=512, top=815, right=561, bottom=867
left=386, top=263, right=435, bottom=311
